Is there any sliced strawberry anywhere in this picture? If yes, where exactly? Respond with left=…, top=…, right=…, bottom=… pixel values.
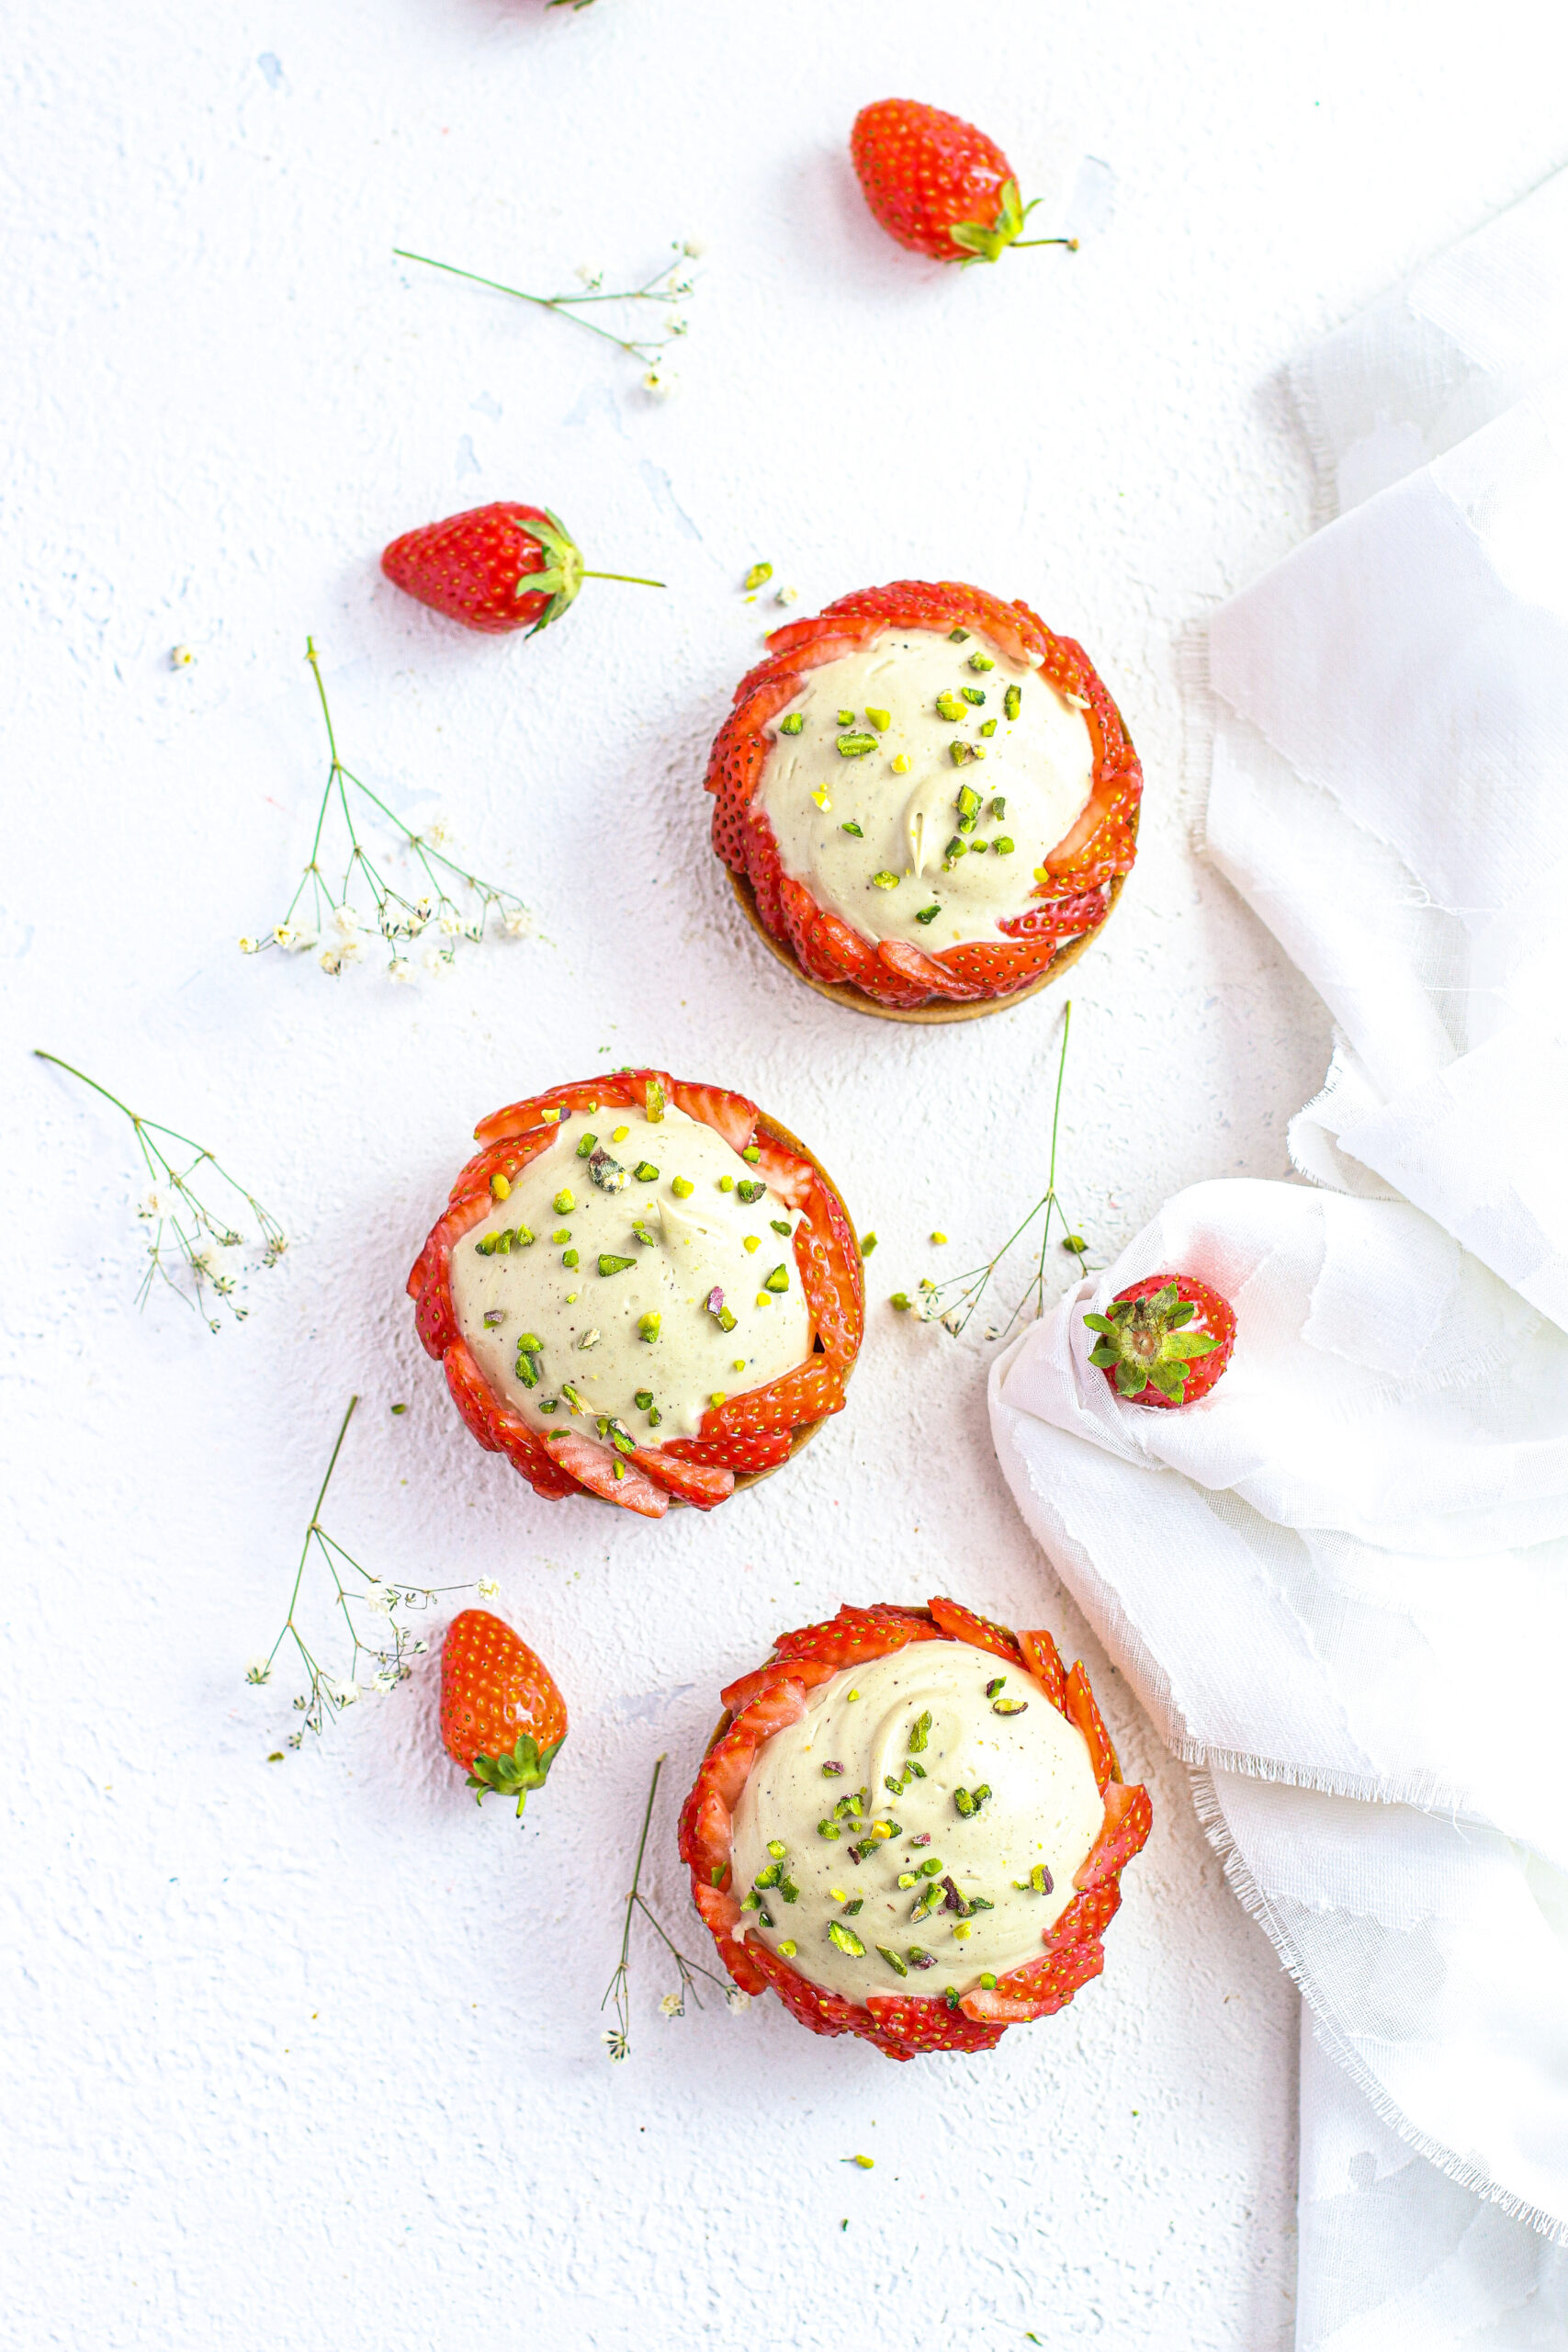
left=697, top=1357, right=844, bottom=1444
left=660, top=1428, right=794, bottom=1476
left=1018, top=1626, right=1069, bottom=1714
left=447, top=1123, right=564, bottom=1205
left=472, top=1077, right=635, bottom=1151
left=772, top=1602, right=940, bottom=1669
left=544, top=1430, right=668, bottom=1520
left=719, top=1654, right=841, bottom=1713
left=878, top=937, right=986, bottom=1000
left=626, top=1449, right=735, bottom=1510
left=1074, top=1780, right=1153, bottom=1892
left=1065, top=1659, right=1120, bottom=1793
left=927, top=1595, right=1025, bottom=1668
left=444, top=1339, right=505, bottom=1453
left=794, top=1180, right=863, bottom=1372
left=666, top=1079, right=757, bottom=1153
left=866, top=1992, right=1008, bottom=2054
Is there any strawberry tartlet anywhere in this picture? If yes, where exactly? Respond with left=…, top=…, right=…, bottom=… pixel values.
left=407, top=1072, right=863, bottom=1518
left=679, top=1599, right=1151, bottom=2057
left=707, top=582, right=1141, bottom=1016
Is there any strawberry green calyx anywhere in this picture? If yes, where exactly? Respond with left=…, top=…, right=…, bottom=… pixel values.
left=465, top=1730, right=565, bottom=1815
left=1085, top=1283, right=1217, bottom=1404
left=949, top=179, right=1078, bottom=266
left=514, top=508, right=664, bottom=638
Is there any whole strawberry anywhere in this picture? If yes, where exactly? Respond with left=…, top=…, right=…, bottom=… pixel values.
left=381, top=502, right=662, bottom=637
left=851, top=99, right=1076, bottom=266
left=1085, top=1274, right=1236, bottom=1408
left=440, top=1606, right=568, bottom=1814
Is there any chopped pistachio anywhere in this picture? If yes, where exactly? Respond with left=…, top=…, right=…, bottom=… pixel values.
left=942, top=837, right=966, bottom=865
left=890, top=1291, right=911, bottom=1311
left=631, top=1219, right=658, bottom=1247
left=551, top=1227, right=570, bottom=1245
left=876, top=1946, right=909, bottom=1978
left=811, top=785, right=832, bottom=810
left=952, top=1921, right=972, bottom=1940
left=513, top=1224, right=536, bottom=1246
left=705, top=1285, right=738, bottom=1333
left=779, top=711, right=804, bottom=736
left=709, top=1390, right=727, bottom=1407
left=632, top=1159, right=660, bottom=1182
left=482, top=1307, right=506, bottom=1328
left=836, top=707, right=854, bottom=725
left=897, top=1872, right=918, bottom=1890
left=671, top=1175, right=694, bottom=1199
left=770, top=1218, right=792, bottom=1236
left=994, top=835, right=1015, bottom=855
left=743, top=1234, right=761, bottom=1255
left=840, top=820, right=863, bottom=837
left=514, top=1352, right=541, bottom=1389
left=817, top=1818, right=842, bottom=1839
left=915, top=903, right=941, bottom=925
left=539, top=1397, right=558, bottom=1413
left=870, top=870, right=900, bottom=890
left=970, top=839, right=989, bottom=854
left=949, top=742, right=972, bottom=767
left=970, top=741, right=987, bottom=760
left=575, top=1132, right=598, bottom=1159
left=611, top=1124, right=629, bottom=1143
left=777, top=1939, right=796, bottom=1958
left=637, top=1312, right=661, bottom=1342
left=908, top=1948, right=935, bottom=1970
left=978, top=718, right=998, bottom=738
left=986, top=1677, right=1007, bottom=1698
left=738, top=1178, right=766, bottom=1203
left=956, top=783, right=981, bottom=822
left=539, top=1108, right=562, bottom=1125
left=741, top=1145, right=761, bottom=1164
left=587, top=1147, right=627, bottom=1193
left=633, top=1388, right=654, bottom=1410
left=646, top=1405, right=662, bottom=1426
left=765, top=1838, right=788, bottom=1860
left=979, top=1972, right=998, bottom=1989
left=992, top=1697, right=1029, bottom=1715
left=578, top=1329, right=601, bottom=1350
left=731, top=1356, right=746, bottom=1372
left=859, top=1232, right=877, bottom=1257
left=962, top=686, right=987, bottom=707
left=919, top=1857, right=944, bottom=1877
left=517, top=1331, right=544, bottom=1352
left=490, top=1171, right=511, bottom=1200
left=908, top=1710, right=931, bottom=1754
left=827, top=1920, right=866, bottom=1959
left=560, top=1383, right=589, bottom=1415
left=1004, top=684, right=1021, bottom=720
left=820, top=1760, right=845, bottom=1777
left=597, top=1253, right=635, bottom=1276
left=948, top=627, right=970, bottom=642
left=763, top=1264, right=789, bottom=1294
left=755, top=1292, right=769, bottom=1311
left=931, top=1230, right=948, bottom=1246
left=845, top=1689, right=860, bottom=1702
left=864, top=706, right=891, bottom=730
left=935, top=690, right=965, bottom=721
left=837, top=732, right=877, bottom=758
left=968, top=650, right=996, bottom=672
left=552, top=1189, right=574, bottom=1216
left=744, top=560, right=773, bottom=590
left=561, top=1249, right=580, bottom=1270
left=988, top=795, right=1007, bottom=819
left=891, top=752, right=912, bottom=775
left=841, top=1897, right=863, bottom=1916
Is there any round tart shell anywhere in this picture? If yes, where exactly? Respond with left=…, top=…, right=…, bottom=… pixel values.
left=679, top=1598, right=1153, bottom=2058
left=407, top=1075, right=863, bottom=1519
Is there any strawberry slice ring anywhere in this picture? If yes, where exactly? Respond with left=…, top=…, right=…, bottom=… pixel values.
left=707, top=582, right=1142, bottom=1022
left=678, top=1599, right=1151, bottom=2060
left=407, top=1071, right=863, bottom=1519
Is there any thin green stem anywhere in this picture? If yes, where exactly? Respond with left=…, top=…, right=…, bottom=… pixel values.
left=1013, top=237, right=1080, bottom=251
left=581, top=571, right=666, bottom=589
left=392, top=250, right=647, bottom=356
left=33, top=1051, right=138, bottom=1125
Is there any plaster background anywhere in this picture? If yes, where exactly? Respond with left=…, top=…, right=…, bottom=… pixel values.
left=3, top=3, right=1562, bottom=2345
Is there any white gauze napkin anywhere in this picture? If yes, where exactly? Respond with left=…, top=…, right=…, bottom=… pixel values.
left=992, top=167, right=1568, bottom=2347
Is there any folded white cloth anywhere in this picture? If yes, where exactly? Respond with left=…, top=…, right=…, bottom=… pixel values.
left=991, top=165, right=1568, bottom=2346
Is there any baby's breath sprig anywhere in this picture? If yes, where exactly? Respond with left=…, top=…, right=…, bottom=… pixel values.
left=35, top=1051, right=286, bottom=1329
left=393, top=240, right=702, bottom=396
left=250, top=1395, right=471, bottom=1747
left=241, top=639, right=530, bottom=979
left=601, top=1754, right=742, bottom=2061
left=898, top=1001, right=1089, bottom=1341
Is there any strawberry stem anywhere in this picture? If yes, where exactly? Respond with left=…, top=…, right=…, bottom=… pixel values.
left=1012, top=237, right=1081, bottom=252
left=581, top=571, right=666, bottom=589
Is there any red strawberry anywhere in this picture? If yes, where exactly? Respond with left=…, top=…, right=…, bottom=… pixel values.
left=1085, top=1273, right=1236, bottom=1408
left=439, top=1608, right=568, bottom=1815
left=851, top=100, right=1076, bottom=266
left=381, top=502, right=661, bottom=638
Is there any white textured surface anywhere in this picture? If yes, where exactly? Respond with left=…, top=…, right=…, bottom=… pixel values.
left=3, top=4, right=1562, bottom=2345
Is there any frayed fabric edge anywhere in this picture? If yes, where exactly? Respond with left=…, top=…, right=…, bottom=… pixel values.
left=1190, top=1766, right=1568, bottom=2249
